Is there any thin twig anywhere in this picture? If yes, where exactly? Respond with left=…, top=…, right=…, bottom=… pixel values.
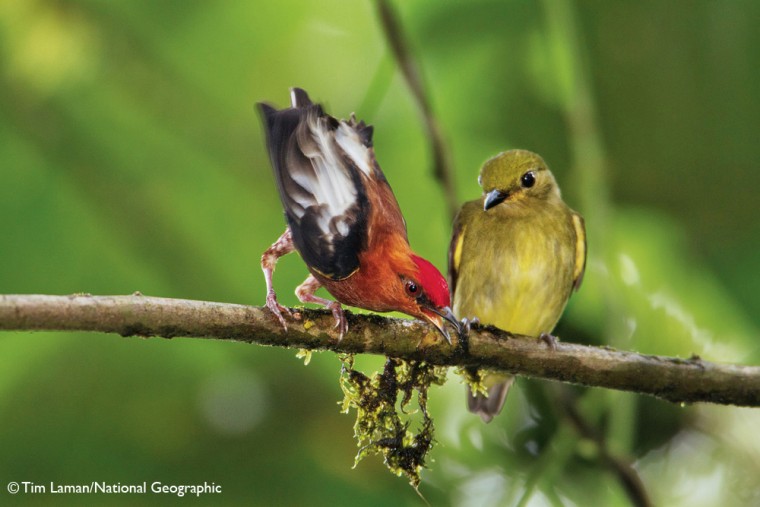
left=375, top=0, right=458, bottom=220
left=2, top=294, right=759, bottom=408
left=560, top=397, right=651, bottom=507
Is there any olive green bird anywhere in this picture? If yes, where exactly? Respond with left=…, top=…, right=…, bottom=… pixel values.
left=449, top=149, right=586, bottom=422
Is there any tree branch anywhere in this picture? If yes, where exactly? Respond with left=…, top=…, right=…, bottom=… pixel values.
left=2, top=294, right=759, bottom=407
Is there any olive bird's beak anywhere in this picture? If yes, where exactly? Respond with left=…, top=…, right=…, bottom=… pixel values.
left=422, top=306, right=461, bottom=345
left=484, top=189, right=508, bottom=210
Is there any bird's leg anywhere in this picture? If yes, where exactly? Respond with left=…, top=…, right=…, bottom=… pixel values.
left=458, top=317, right=480, bottom=354
left=539, top=332, right=559, bottom=350
left=295, top=274, right=348, bottom=340
left=261, top=228, right=295, bottom=330
left=461, top=316, right=480, bottom=334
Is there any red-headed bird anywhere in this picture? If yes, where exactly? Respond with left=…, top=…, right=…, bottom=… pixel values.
left=257, top=88, right=458, bottom=342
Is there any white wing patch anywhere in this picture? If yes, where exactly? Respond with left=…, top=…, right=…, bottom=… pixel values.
left=287, top=114, right=372, bottom=244
left=335, top=122, right=373, bottom=176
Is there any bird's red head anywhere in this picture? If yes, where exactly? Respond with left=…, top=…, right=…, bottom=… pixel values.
left=402, top=255, right=459, bottom=343
left=411, top=255, right=451, bottom=309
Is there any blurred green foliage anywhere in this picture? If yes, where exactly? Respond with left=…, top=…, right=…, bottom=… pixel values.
left=1, top=1, right=758, bottom=506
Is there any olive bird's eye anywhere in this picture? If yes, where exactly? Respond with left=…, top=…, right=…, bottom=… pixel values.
left=405, top=280, right=419, bottom=297
left=521, top=171, right=536, bottom=188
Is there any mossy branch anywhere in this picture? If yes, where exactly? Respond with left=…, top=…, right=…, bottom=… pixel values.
left=2, top=293, right=759, bottom=407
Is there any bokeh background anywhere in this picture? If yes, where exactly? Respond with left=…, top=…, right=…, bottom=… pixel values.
left=1, top=1, right=759, bottom=505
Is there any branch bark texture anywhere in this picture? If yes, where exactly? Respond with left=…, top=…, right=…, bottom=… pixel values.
left=2, top=294, right=759, bottom=407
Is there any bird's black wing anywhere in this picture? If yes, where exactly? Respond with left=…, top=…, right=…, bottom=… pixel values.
left=258, top=88, right=377, bottom=280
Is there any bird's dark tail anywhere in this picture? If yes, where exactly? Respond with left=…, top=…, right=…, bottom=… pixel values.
left=290, top=87, right=312, bottom=108
left=466, top=375, right=514, bottom=423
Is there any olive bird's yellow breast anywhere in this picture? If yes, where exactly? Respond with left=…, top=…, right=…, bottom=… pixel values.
left=452, top=199, right=581, bottom=337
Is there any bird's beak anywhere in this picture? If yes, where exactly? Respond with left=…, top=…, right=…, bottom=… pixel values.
left=421, top=306, right=461, bottom=345
left=484, top=189, right=508, bottom=210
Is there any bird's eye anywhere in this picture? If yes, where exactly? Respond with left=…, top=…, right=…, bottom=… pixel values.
left=521, top=171, right=536, bottom=188
left=405, top=280, right=419, bottom=297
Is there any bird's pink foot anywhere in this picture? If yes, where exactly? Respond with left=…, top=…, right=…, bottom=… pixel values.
left=295, top=274, right=348, bottom=341
left=266, top=290, right=292, bottom=330
left=261, top=228, right=296, bottom=331
left=327, top=301, right=348, bottom=341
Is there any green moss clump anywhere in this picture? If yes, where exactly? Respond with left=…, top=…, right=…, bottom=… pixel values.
left=339, top=355, right=447, bottom=488
left=455, top=366, right=489, bottom=398
left=295, top=348, right=312, bottom=365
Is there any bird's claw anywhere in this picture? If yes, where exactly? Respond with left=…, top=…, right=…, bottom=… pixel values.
left=460, top=317, right=480, bottom=336
left=266, top=290, right=292, bottom=331
left=539, top=332, right=558, bottom=350
left=457, top=317, right=480, bottom=354
left=327, top=302, right=348, bottom=341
